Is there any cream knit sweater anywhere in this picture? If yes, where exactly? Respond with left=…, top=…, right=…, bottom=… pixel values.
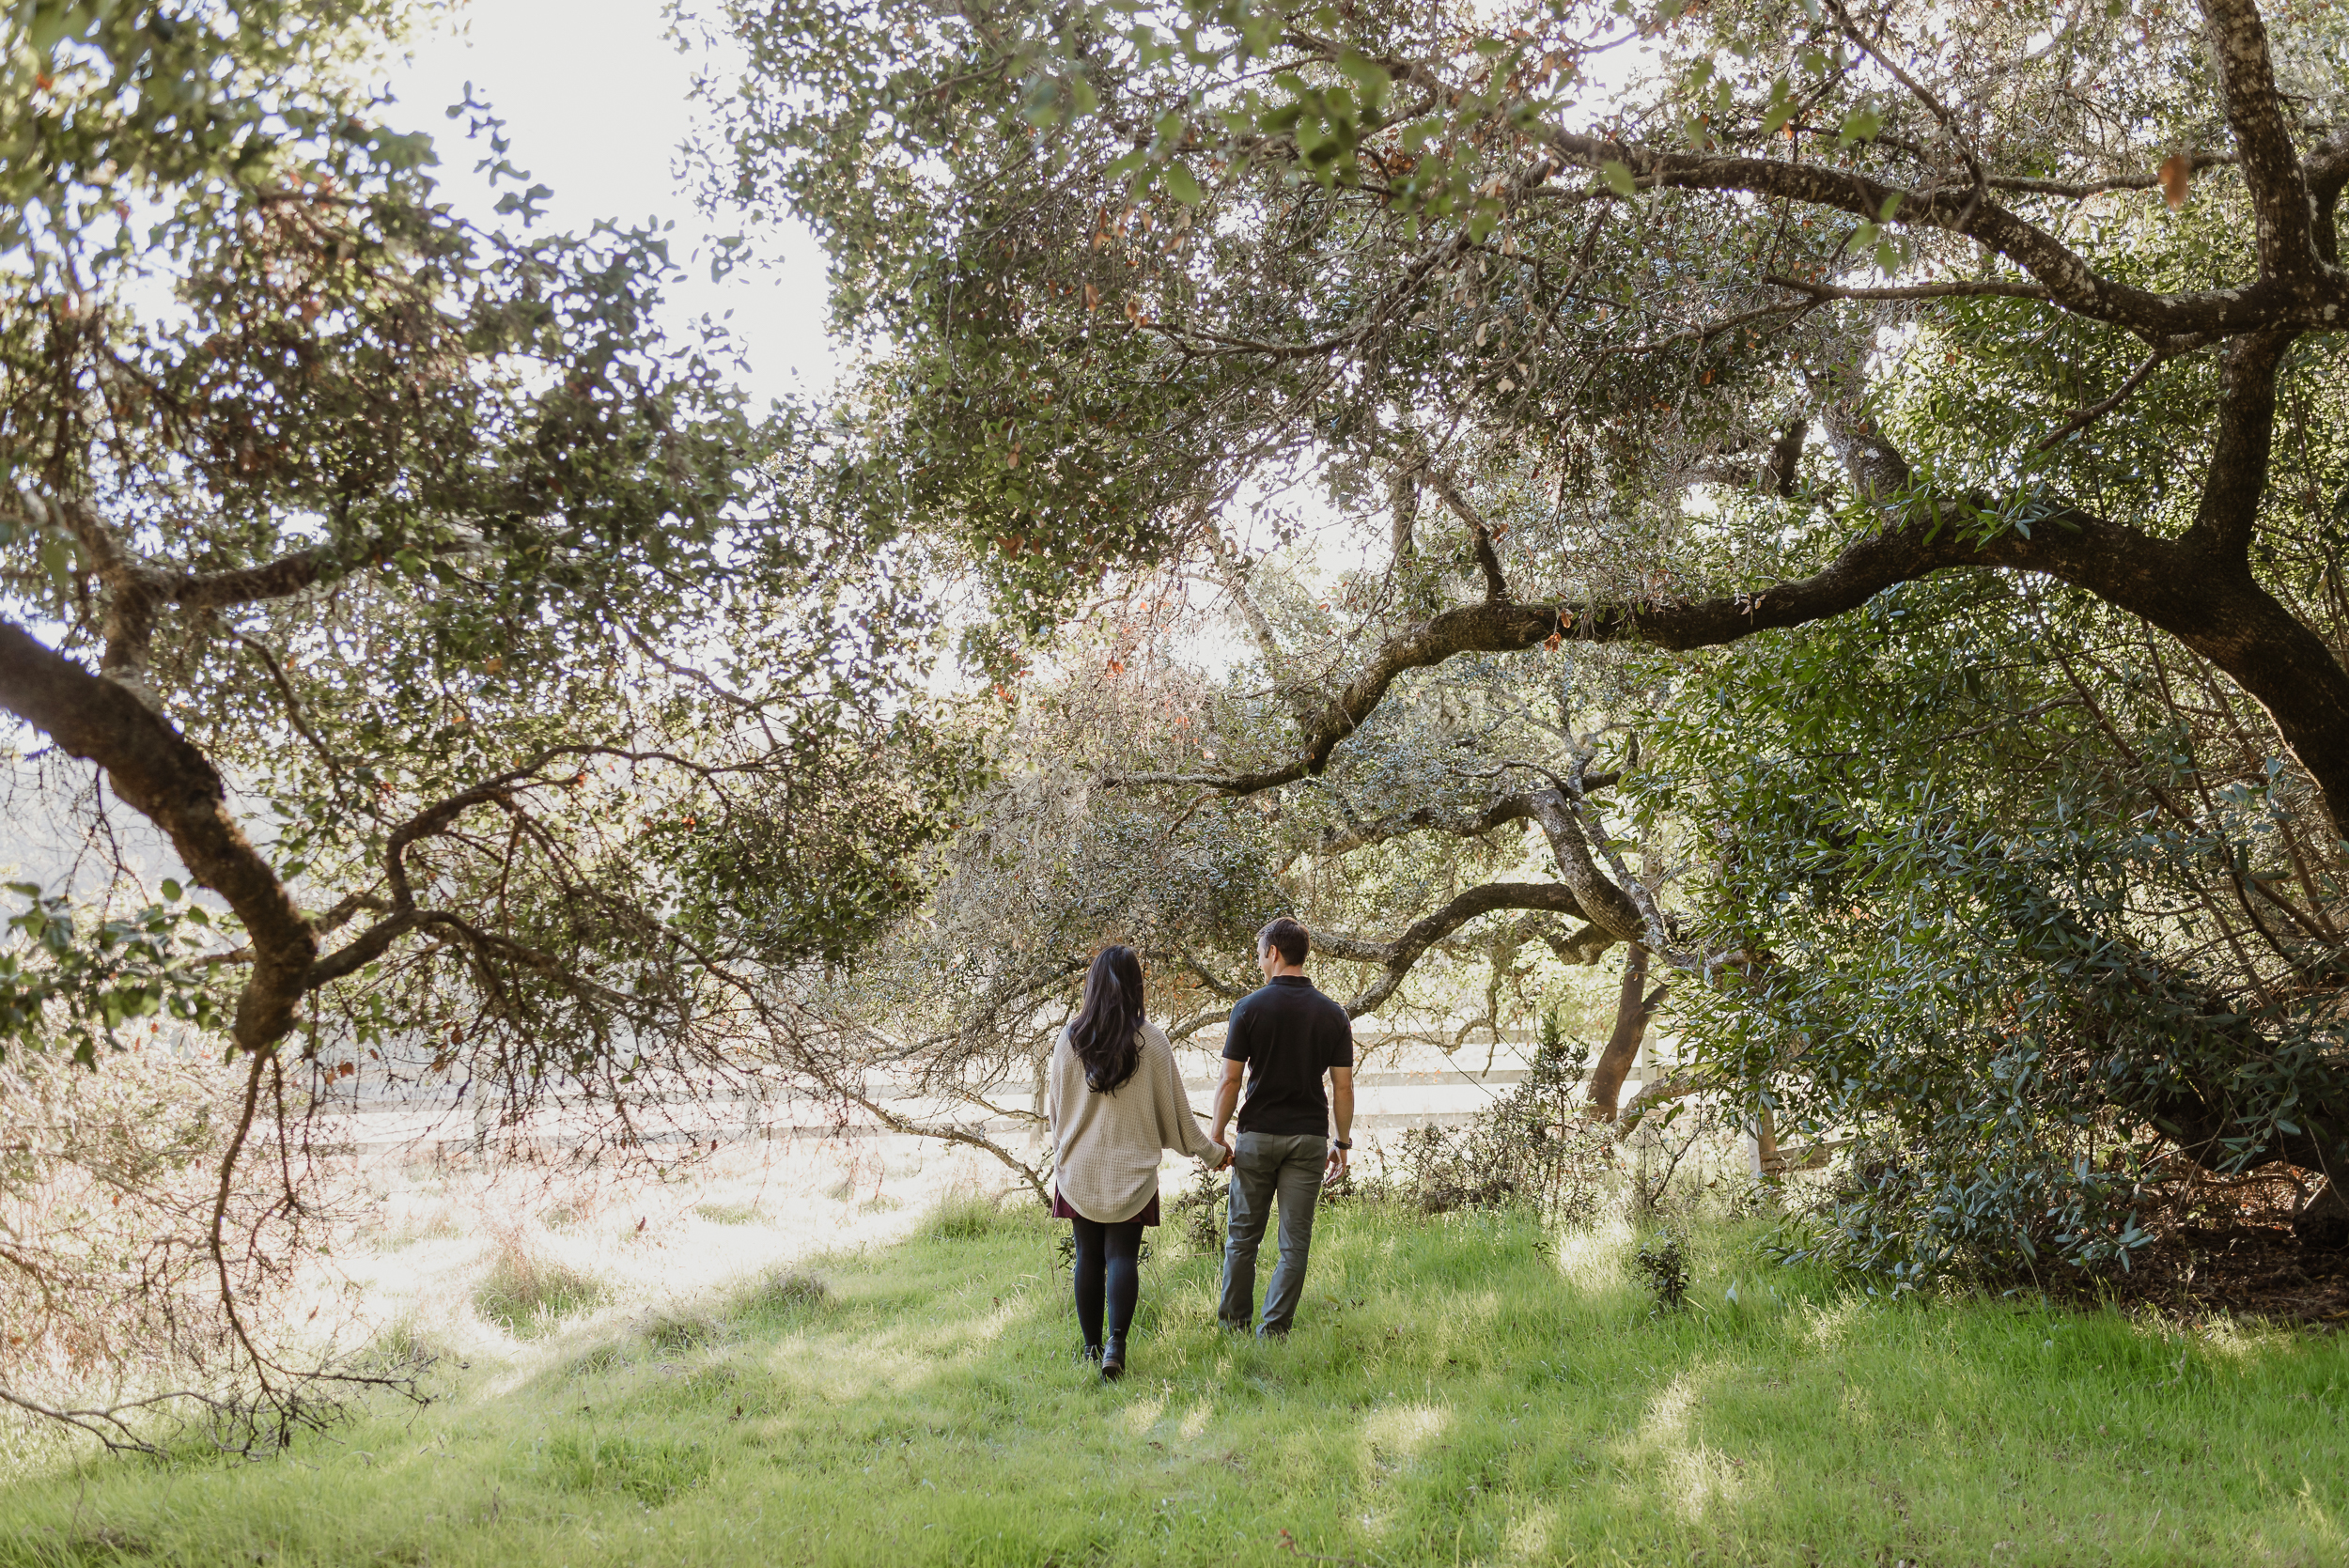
left=1048, top=1019, right=1222, bottom=1222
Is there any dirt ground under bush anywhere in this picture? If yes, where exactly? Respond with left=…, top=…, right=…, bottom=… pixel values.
left=2073, top=1223, right=2349, bottom=1325
left=2045, top=1169, right=2349, bottom=1325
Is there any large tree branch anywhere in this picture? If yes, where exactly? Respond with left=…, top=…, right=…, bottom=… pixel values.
left=1523, top=788, right=1652, bottom=945
left=1419, top=465, right=1511, bottom=602
left=2200, top=0, right=2326, bottom=286
left=1530, top=133, right=2342, bottom=345
left=1762, top=274, right=2051, bottom=304
left=1280, top=789, right=1543, bottom=870
left=2307, top=132, right=2349, bottom=264
left=170, top=551, right=332, bottom=612
left=0, top=621, right=314, bottom=1051
left=1119, top=498, right=2011, bottom=798
left=1327, top=880, right=1590, bottom=1016
left=1134, top=444, right=2349, bottom=836
left=2182, top=326, right=2297, bottom=558
left=1327, top=39, right=2221, bottom=334
left=1543, top=922, right=1620, bottom=966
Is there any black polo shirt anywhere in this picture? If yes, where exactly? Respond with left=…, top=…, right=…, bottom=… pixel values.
left=1223, top=975, right=1355, bottom=1137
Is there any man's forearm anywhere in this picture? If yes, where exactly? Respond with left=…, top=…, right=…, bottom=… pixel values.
left=1211, top=1079, right=1240, bottom=1141
left=1332, top=1084, right=1354, bottom=1143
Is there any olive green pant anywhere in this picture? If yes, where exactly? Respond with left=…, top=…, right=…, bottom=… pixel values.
left=1217, top=1131, right=1327, bottom=1336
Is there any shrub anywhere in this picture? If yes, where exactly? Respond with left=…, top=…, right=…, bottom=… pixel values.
left=1634, top=1229, right=1691, bottom=1314
left=1170, top=1160, right=1228, bottom=1254
left=1369, top=1027, right=1618, bottom=1224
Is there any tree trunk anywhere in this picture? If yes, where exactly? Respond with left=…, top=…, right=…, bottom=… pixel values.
left=1590, top=943, right=1667, bottom=1120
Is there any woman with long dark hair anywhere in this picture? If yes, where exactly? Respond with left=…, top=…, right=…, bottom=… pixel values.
left=1048, top=944, right=1227, bottom=1379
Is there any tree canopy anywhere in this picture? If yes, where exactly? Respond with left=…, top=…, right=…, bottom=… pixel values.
left=0, top=0, right=972, bottom=1440
left=689, top=0, right=2349, bottom=1273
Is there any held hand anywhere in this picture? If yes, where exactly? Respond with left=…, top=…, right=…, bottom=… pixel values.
left=1324, top=1144, right=1348, bottom=1187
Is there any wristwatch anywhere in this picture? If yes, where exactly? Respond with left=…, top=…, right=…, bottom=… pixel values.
left=1332, top=1140, right=1352, bottom=1150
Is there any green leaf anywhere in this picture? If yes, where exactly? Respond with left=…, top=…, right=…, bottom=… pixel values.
left=1163, top=163, right=1205, bottom=205
left=161, top=878, right=182, bottom=902
left=1839, top=104, right=1885, bottom=146
left=38, top=535, right=76, bottom=595
left=1336, top=50, right=1392, bottom=112
left=1601, top=161, right=1638, bottom=198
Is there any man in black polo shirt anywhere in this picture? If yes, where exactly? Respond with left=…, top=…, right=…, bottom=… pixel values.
left=1209, top=916, right=1355, bottom=1337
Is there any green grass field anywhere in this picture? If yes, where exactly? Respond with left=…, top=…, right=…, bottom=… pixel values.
left=8, top=1198, right=2349, bottom=1567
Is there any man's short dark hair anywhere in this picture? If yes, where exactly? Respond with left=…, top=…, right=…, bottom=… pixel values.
left=1258, top=917, right=1309, bottom=967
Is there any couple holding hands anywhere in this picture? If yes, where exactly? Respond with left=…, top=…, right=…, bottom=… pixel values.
left=1046, top=918, right=1356, bottom=1380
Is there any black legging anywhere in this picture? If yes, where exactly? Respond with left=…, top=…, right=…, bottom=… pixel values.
left=1069, top=1215, right=1144, bottom=1353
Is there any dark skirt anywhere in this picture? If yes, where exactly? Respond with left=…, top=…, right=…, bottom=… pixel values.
left=1051, top=1185, right=1160, bottom=1226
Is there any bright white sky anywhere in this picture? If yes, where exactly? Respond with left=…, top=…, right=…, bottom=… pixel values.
left=381, top=0, right=838, bottom=407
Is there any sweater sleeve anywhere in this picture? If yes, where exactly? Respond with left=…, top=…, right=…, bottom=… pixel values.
left=1047, top=1030, right=1065, bottom=1140
left=1150, top=1026, right=1221, bottom=1162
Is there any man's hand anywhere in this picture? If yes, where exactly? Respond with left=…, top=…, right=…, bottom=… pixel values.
left=1324, top=1143, right=1348, bottom=1187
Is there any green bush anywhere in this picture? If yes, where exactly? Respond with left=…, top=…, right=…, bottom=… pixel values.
left=1364, top=1025, right=1618, bottom=1224
left=1635, top=1228, right=1691, bottom=1314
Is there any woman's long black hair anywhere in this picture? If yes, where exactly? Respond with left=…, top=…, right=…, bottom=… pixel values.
left=1068, top=946, right=1145, bottom=1094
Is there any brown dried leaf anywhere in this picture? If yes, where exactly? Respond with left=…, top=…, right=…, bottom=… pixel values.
left=2158, top=153, right=2192, bottom=210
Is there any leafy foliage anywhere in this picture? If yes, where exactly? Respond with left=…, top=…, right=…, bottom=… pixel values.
left=1365, top=1019, right=1617, bottom=1222
left=1634, top=1227, right=1691, bottom=1312
left=0, top=883, right=223, bottom=1068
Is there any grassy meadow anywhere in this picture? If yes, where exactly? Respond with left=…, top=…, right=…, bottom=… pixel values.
left=7, top=1175, right=2349, bottom=1567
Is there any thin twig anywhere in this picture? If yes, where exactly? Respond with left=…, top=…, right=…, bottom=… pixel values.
left=2036, top=350, right=2172, bottom=449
